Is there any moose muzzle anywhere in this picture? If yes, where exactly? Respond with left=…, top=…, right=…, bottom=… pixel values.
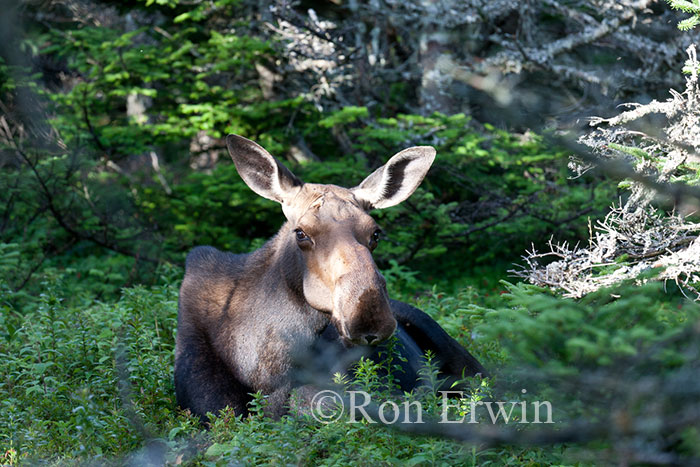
left=332, top=270, right=397, bottom=346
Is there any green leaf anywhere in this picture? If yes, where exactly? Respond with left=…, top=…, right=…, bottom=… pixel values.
left=318, top=106, right=369, bottom=128
left=205, top=442, right=235, bottom=458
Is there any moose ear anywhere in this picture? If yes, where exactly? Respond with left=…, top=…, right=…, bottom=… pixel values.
left=226, top=134, right=302, bottom=204
left=352, top=146, right=436, bottom=209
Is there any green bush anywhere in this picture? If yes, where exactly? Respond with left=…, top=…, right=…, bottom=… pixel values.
left=0, top=277, right=180, bottom=463
left=4, top=264, right=698, bottom=465
left=0, top=268, right=566, bottom=465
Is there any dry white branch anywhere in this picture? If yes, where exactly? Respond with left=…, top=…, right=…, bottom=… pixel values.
left=518, top=45, right=700, bottom=299
left=264, top=0, right=700, bottom=115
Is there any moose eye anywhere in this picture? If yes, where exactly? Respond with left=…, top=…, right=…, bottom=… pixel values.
left=369, top=229, right=381, bottom=250
left=295, top=229, right=309, bottom=242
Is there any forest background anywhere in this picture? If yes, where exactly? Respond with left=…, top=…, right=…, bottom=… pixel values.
left=2, top=0, right=700, bottom=465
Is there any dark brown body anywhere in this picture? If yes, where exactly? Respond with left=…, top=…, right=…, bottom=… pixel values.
left=175, top=233, right=328, bottom=419
left=174, top=135, right=486, bottom=421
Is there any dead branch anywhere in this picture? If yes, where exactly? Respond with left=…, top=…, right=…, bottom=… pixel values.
left=518, top=46, right=700, bottom=299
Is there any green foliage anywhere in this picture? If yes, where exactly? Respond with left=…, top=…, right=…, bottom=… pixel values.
left=3, top=1, right=696, bottom=464
left=668, top=0, right=700, bottom=31
left=139, top=163, right=282, bottom=254
left=42, top=22, right=272, bottom=148
left=411, top=280, right=700, bottom=462
left=413, top=286, right=510, bottom=367
left=197, top=331, right=558, bottom=466
left=0, top=268, right=568, bottom=465
left=469, top=280, right=700, bottom=461
left=608, top=142, right=657, bottom=162
left=317, top=106, right=369, bottom=128
left=475, top=281, right=699, bottom=372
left=668, top=0, right=700, bottom=73
left=0, top=277, right=180, bottom=463
left=202, top=405, right=479, bottom=466
left=350, top=113, right=613, bottom=272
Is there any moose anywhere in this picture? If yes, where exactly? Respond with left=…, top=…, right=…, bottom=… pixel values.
left=175, top=134, right=486, bottom=421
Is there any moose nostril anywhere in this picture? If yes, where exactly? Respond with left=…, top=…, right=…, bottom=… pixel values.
left=364, top=335, right=379, bottom=345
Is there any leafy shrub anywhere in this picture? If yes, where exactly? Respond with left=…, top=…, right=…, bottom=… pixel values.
left=475, top=281, right=700, bottom=462
left=477, top=281, right=699, bottom=371
left=0, top=267, right=568, bottom=465
left=0, top=276, right=180, bottom=463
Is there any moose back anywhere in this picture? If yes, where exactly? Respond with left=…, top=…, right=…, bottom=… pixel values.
left=174, top=135, right=485, bottom=421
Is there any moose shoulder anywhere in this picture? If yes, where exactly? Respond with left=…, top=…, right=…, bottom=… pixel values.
left=174, top=135, right=486, bottom=421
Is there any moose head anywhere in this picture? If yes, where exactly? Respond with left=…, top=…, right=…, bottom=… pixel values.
left=226, top=135, right=436, bottom=346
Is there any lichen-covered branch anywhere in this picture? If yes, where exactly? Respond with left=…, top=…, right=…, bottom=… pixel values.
left=265, top=0, right=700, bottom=119
left=518, top=45, right=700, bottom=299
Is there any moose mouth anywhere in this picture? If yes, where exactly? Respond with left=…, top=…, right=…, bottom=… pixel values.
left=338, top=334, right=378, bottom=348
left=329, top=316, right=355, bottom=347
left=330, top=314, right=396, bottom=348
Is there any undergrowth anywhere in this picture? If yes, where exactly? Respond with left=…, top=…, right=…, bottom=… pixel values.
left=2, top=265, right=698, bottom=465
